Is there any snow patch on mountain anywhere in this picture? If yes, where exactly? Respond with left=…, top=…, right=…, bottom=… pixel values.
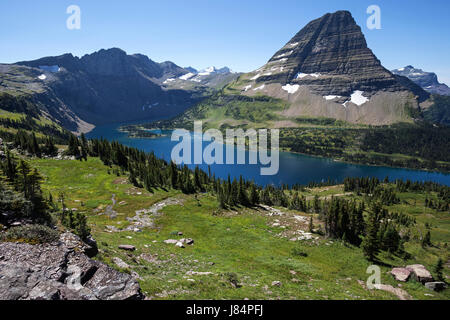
left=296, top=72, right=321, bottom=79
left=350, top=91, right=369, bottom=106
left=253, top=84, right=265, bottom=91
left=179, top=73, right=196, bottom=80
left=250, top=73, right=261, bottom=80
left=323, top=95, right=342, bottom=100
left=282, top=84, right=300, bottom=94
left=163, top=78, right=176, bottom=84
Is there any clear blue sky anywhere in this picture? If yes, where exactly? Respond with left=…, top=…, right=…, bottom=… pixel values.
left=1, top=0, right=449, bottom=84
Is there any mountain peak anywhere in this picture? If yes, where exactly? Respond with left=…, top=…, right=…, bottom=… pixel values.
left=252, top=10, right=398, bottom=97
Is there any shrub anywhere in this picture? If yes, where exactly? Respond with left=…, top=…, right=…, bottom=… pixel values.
left=0, top=224, right=59, bottom=244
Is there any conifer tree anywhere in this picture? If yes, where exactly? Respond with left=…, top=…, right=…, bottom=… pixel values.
left=362, top=203, right=381, bottom=261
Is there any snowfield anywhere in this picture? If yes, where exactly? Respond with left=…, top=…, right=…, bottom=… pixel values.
left=163, top=78, right=175, bottom=84
left=253, top=84, right=265, bottom=91
left=296, top=72, right=321, bottom=79
left=243, top=85, right=252, bottom=92
left=37, top=74, right=47, bottom=80
left=350, top=90, right=369, bottom=106
left=323, top=95, right=342, bottom=100
left=274, top=50, right=293, bottom=59
left=282, top=84, right=300, bottom=94
left=179, top=73, right=195, bottom=80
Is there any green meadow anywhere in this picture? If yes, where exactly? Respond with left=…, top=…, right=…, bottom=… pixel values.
left=31, top=157, right=449, bottom=300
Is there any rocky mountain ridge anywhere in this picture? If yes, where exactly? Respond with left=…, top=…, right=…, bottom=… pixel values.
left=0, top=49, right=237, bottom=133
left=392, top=65, right=450, bottom=96
left=0, top=231, right=144, bottom=300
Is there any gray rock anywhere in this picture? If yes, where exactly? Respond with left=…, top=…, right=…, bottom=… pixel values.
left=406, top=264, right=433, bottom=284
left=424, top=282, right=447, bottom=292
left=175, top=242, right=185, bottom=248
left=118, top=245, right=136, bottom=251
left=390, top=268, right=411, bottom=282
left=0, top=236, right=144, bottom=300
left=271, top=281, right=282, bottom=287
left=60, top=232, right=98, bottom=257
left=112, top=257, right=130, bottom=269
left=163, top=239, right=178, bottom=244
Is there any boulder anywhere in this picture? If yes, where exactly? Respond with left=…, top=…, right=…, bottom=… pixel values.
left=390, top=268, right=411, bottom=282
left=112, top=257, right=130, bottom=269
left=118, top=245, right=136, bottom=251
left=406, top=264, right=433, bottom=284
left=60, top=232, right=98, bottom=257
left=424, top=282, right=447, bottom=292
left=163, top=239, right=178, bottom=244
left=0, top=236, right=144, bottom=300
left=175, top=242, right=185, bottom=248
left=271, top=281, right=282, bottom=287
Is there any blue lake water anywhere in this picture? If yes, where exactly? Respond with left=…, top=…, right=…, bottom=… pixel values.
left=86, top=122, right=450, bottom=187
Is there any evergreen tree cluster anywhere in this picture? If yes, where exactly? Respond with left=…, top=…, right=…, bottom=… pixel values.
left=322, top=197, right=365, bottom=246
left=0, top=150, right=51, bottom=224
left=12, top=130, right=58, bottom=157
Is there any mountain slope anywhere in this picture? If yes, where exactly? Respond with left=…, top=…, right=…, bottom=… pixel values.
left=168, top=11, right=430, bottom=128
left=392, top=66, right=450, bottom=96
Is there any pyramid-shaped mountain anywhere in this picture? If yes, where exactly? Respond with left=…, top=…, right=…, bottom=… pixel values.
left=235, top=10, right=429, bottom=125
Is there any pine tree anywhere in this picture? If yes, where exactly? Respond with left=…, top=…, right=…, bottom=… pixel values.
left=362, top=203, right=381, bottom=261
left=16, top=159, right=32, bottom=198
left=237, top=175, right=248, bottom=206
left=422, top=230, right=432, bottom=247
left=433, top=258, right=444, bottom=282
left=249, top=184, right=259, bottom=206
left=308, top=216, right=314, bottom=233
left=382, top=224, right=401, bottom=253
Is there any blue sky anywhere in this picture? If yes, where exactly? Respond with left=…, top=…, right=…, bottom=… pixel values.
left=1, top=0, right=449, bottom=84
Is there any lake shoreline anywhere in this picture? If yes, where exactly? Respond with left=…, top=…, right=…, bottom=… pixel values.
left=119, top=124, right=450, bottom=175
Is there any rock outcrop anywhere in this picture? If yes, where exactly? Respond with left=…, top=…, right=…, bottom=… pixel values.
left=392, top=66, right=450, bottom=96
left=406, top=264, right=434, bottom=284
left=0, top=235, right=144, bottom=300
left=424, top=282, right=447, bottom=292
left=390, top=267, right=411, bottom=282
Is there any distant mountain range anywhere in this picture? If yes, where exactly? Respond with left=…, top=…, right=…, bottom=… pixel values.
left=163, top=66, right=239, bottom=90
left=391, top=66, right=450, bottom=96
left=0, top=48, right=237, bottom=133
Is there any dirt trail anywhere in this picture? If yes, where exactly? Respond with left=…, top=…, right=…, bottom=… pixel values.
left=100, top=194, right=118, bottom=218
left=123, top=197, right=184, bottom=232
